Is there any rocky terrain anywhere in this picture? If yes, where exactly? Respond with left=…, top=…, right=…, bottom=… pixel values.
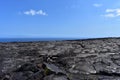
left=1, top=37, right=120, bottom=80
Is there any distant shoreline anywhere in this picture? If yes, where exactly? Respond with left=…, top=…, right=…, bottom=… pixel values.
left=0, top=37, right=119, bottom=43
left=0, top=38, right=80, bottom=42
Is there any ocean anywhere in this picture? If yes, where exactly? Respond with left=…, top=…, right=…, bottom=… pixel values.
left=0, top=38, right=80, bottom=42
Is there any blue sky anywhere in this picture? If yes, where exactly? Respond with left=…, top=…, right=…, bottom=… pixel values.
left=0, top=0, right=120, bottom=38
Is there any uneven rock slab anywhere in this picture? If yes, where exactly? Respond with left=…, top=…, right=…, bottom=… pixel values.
left=1, top=37, right=120, bottom=79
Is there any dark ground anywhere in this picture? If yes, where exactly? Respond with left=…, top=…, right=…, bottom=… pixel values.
left=1, top=37, right=120, bottom=80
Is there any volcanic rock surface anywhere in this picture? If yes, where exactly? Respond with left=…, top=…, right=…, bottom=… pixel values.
left=1, top=38, right=120, bottom=80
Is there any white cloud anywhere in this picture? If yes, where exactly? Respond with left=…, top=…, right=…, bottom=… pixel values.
left=23, top=9, right=47, bottom=16
left=103, top=8, right=120, bottom=18
left=104, top=14, right=115, bottom=18
left=106, top=9, right=115, bottom=13
left=93, top=4, right=102, bottom=7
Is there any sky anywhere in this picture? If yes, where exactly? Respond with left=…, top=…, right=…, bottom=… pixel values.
left=0, top=0, right=120, bottom=38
